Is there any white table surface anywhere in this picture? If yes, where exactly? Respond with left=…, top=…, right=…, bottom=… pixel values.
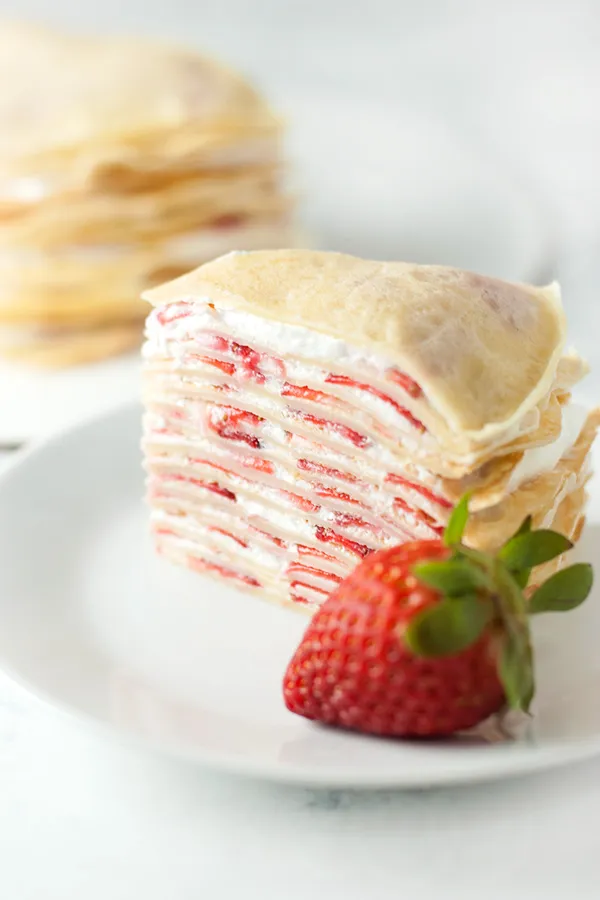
left=3, top=0, right=600, bottom=896
left=2, top=667, right=600, bottom=900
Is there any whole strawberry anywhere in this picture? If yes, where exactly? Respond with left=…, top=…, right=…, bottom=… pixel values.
left=283, top=496, right=593, bottom=737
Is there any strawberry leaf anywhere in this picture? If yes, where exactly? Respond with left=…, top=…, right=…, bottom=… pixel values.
left=444, top=493, right=471, bottom=546
left=499, top=634, right=535, bottom=712
left=512, top=567, right=531, bottom=589
left=404, top=594, right=493, bottom=658
left=529, top=563, right=593, bottom=614
left=500, top=517, right=532, bottom=588
left=413, top=559, right=491, bottom=596
left=513, top=515, right=533, bottom=539
left=498, top=530, right=573, bottom=570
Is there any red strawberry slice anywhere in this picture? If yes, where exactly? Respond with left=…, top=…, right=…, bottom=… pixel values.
left=169, top=473, right=237, bottom=502
left=296, top=544, right=339, bottom=564
left=333, top=512, right=373, bottom=530
left=315, top=486, right=361, bottom=505
left=188, top=556, right=260, bottom=588
left=394, top=496, right=443, bottom=533
left=315, top=526, right=371, bottom=559
left=290, top=583, right=331, bottom=603
left=385, top=473, right=452, bottom=509
left=230, top=342, right=265, bottom=384
left=293, top=411, right=370, bottom=449
left=297, top=458, right=359, bottom=485
left=387, top=368, right=423, bottom=398
left=241, top=456, right=275, bottom=475
left=188, top=457, right=243, bottom=480
left=282, top=383, right=332, bottom=404
left=208, top=526, right=248, bottom=548
left=187, top=355, right=236, bottom=376
left=156, top=301, right=193, bottom=326
left=203, top=335, right=230, bottom=353
left=207, top=405, right=263, bottom=449
left=325, top=373, right=425, bottom=433
left=250, top=525, right=287, bottom=549
left=280, top=490, right=321, bottom=513
left=286, top=562, right=343, bottom=585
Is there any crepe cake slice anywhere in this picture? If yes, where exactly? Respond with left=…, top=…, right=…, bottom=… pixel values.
left=141, top=249, right=598, bottom=609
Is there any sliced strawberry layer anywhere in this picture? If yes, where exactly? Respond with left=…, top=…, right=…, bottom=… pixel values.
left=188, top=457, right=251, bottom=484
left=297, top=458, right=359, bottom=485
left=296, top=543, right=339, bottom=564
left=289, top=590, right=314, bottom=605
left=189, top=457, right=232, bottom=475
left=315, top=486, right=361, bottom=505
left=293, top=411, right=370, bottom=449
left=281, top=382, right=332, bottom=404
left=315, top=526, right=371, bottom=559
left=156, top=301, right=193, bottom=326
left=385, top=473, right=452, bottom=509
left=187, top=355, right=235, bottom=376
left=387, top=368, right=423, bottom=399
left=198, top=335, right=286, bottom=382
left=287, top=562, right=342, bottom=585
left=280, top=490, right=321, bottom=513
left=169, top=473, right=237, bottom=502
left=208, top=526, right=249, bottom=548
left=290, top=582, right=332, bottom=600
left=230, top=342, right=264, bottom=383
left=325, top=373, right=425, bottom=433
left=250, top=525, right=287, bottom=549
left=153, top=526, right=176, bottom=537
left=394, top=496, right=444, bottom=534
left=188, top=556, right=260, bottom=588
left=241, top=456, right=275, bottom=475
left=207, top=404, right=263, bottom=449
left=333, top=511, right=373, bottom=530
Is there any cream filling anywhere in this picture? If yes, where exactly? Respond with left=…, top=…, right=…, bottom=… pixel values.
left=144, top=297, right=386, bottom=374
left=507, top=403, right=588, bottom=493
left=144, top=277, right=573, bottom=453
left=144, top=295, right=577, bottom=465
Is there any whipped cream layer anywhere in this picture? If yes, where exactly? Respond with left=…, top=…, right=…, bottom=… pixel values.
left=507, top=403, right=588, bottom=492
left=144, top=297, right=579, bottom=471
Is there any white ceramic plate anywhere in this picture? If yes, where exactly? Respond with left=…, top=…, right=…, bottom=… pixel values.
left=2, top=405, right=599, bottom=789
left=0, top=99, right=554, bottom=445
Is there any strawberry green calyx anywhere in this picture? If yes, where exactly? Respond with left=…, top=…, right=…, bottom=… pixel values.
left=443, top=492, right=471, bottom=546
left=405, top=494, right=593, bottom=714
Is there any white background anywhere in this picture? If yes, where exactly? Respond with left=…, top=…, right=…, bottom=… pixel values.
left=2, top=1, right=600, bottom=896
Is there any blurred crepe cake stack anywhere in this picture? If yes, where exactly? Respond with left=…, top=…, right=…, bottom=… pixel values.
left=0, top=23, right=294, bottom=366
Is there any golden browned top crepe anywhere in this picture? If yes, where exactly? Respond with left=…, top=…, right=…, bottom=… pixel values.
left=144, top=249, right=571, bottom=440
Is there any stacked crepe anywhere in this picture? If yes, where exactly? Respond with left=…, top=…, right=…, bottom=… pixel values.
left=0, top=22, right=293, bottom=366
left=142, top=249, right=598, bottom=609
